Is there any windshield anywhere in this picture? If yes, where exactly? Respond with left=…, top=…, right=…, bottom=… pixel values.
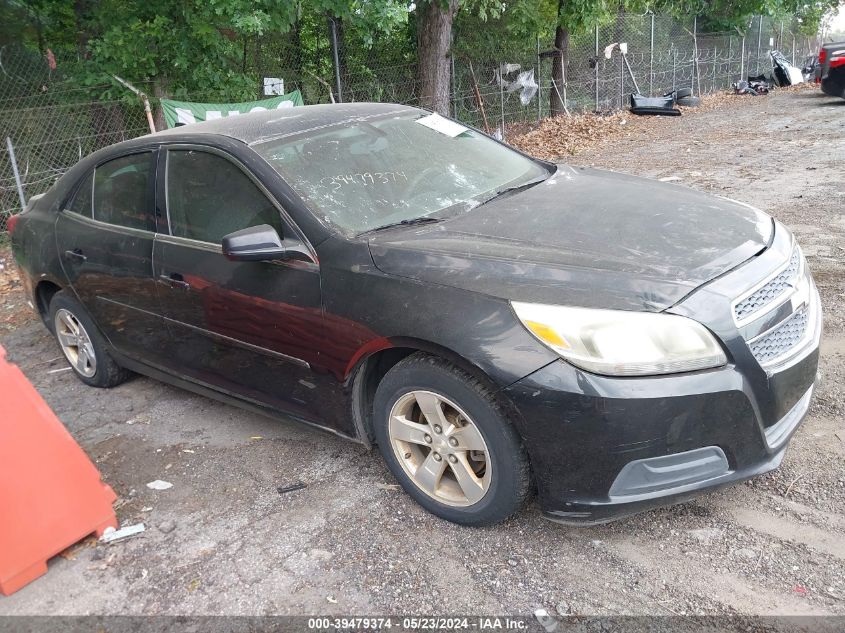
left=254, top=112, right=549, bottom=234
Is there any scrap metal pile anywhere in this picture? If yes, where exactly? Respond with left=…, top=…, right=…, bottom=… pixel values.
left=731, top=50, right=811, bottom=96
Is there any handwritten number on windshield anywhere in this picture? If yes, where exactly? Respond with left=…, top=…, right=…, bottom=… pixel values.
left=320, top=171, right=408, bottom=192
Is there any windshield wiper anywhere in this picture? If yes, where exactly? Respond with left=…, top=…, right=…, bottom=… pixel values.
left=360, top=216, right=442, bottom=235
left=476, top=176, right=548, bottom=208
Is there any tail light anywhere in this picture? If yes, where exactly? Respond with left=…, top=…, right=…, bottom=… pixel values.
left=820, top=49, right=827, bottom=64
left=6, top=214, right=19, bottom=236
left=831, top=56, right=845, bottom=70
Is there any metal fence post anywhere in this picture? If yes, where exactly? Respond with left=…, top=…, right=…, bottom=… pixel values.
left=756, top=15, right=762, bottom=74
left=594, top=24, right=599, bottom=112
left=792, top=36, right=796, bottom=66
left=712, top=47, right=717, bottom=93
left=779, top=21, right=784, bottom=50
left=619, top=48, right=625, bottom=108
left=728, top=36, right=733, bottom=88
left=692, top=16, right=698, bottom=95
left=672, top=49, right=677, bottom=92
left=740, top=35, right=745, bottom=81
left=450, top=43, right=457, bottom=118
left=6, top=137, right=27, bottom=212
left=500, top=63, right=505, bottom=141
left=649, top=14, right=655, bottom=95
left=329, top=17, right=343, bottom=103
left=537, top=36, right=542, bottom=123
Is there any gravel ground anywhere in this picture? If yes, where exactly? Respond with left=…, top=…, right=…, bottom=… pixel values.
left=0, top=88, right=843, bottom=617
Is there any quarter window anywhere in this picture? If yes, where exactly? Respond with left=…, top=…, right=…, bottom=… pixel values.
left=68, top=172, right=93, bottom=217
left=166, top=150, right=282, bottom=244
left=93, top=153, right=154, bottom=230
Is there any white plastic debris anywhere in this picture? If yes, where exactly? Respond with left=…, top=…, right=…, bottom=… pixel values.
left=146, top=480, right=173, bottom=490
left=100, top=523, right=145, bottom=543
left=534, top=608, right=558, bottom=632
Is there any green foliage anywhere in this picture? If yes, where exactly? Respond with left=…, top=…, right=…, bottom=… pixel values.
left=2, top=0, right=837, bottom=106
left=650, top=0, right=841, bottom=33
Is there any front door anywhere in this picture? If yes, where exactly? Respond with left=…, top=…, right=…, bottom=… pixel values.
left=55, top=150, right=168, bottom=363
left=152, top=146, right=331, bottom=425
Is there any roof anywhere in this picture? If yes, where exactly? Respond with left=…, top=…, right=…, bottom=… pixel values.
left=148, top=102, right=420, bottom=145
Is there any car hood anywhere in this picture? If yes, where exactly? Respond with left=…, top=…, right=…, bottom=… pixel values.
left=368, top=166, right=773, bottom=312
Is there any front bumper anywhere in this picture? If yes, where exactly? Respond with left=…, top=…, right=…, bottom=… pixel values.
left=504, top=224, right=821, bottom=525
left=505, top=354, right=817, bottom=525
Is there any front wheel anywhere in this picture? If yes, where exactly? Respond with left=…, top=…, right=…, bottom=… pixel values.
left=373, top=353, right=531, bottom=526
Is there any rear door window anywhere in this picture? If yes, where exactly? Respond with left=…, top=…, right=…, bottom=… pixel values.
left=93, top=152, right=154, bottom=231
left=165, top=149, right=282, bottom=244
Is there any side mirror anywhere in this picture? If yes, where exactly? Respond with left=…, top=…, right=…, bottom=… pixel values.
left=222, top=224, right=286, bottom=261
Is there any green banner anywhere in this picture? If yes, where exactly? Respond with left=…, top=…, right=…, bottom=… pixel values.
left=160, top=90, right=304, bottom=128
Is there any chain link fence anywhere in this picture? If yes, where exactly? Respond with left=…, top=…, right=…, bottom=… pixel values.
left=0, top=13, right=820, bottom=233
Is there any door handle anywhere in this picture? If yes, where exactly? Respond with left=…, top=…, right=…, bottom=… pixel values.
left=159, top=273, right=190, bottom=290
left=64, top=249, right=87, bottom=262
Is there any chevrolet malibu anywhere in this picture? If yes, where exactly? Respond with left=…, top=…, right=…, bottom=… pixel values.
left=9, top=104, right=821, bottom=526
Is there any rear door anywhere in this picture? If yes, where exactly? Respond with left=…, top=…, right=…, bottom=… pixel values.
left=56, top=150, right=168, bottom=362
left=152, top=145, right=330, bottom=424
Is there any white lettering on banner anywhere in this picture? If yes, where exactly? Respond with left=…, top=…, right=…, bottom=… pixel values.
left=175, top=108, right=196, bottom=125
left=177, top=100, right=296, bottom=126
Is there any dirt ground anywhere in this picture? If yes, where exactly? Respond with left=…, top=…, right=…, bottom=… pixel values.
left=0, top=88, right=843, bottom=617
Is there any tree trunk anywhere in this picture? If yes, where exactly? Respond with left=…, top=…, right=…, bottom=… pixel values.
left=152, top=79, right=169, bottom=132
left=550, top=19, right=569, bottom=116
left=336, top=17, right=348, bottom=97
left=416, top=0, right=458, bottom=115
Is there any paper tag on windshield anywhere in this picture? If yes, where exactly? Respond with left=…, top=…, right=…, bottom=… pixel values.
left=415, top=113, right=468, bottom=137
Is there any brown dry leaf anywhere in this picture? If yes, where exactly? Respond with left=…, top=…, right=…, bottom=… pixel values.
left=58, top=535, right=98, bottom=560
left=508, top=87, right=806, bottom=162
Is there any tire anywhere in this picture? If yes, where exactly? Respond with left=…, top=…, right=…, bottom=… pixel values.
left=677, top=95, right=701, bottom=107
left=373, top=353, right=531, bottom=526
left=675, top=87, right=693, bottom=99
left=49, top=291, right=131, bottom=388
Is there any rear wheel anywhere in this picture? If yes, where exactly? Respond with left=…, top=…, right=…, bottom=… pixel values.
left=373, top=353, right=530, bottom=526
left=49, top=291, right=131, bottom=388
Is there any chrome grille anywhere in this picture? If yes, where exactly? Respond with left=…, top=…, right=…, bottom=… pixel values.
left=749, top=305, right=809, bottom=364
left=734, top=248, right=800, bottom=322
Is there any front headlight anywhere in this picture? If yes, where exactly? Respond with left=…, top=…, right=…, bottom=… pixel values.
left=511, top=302, right=727, bottom=377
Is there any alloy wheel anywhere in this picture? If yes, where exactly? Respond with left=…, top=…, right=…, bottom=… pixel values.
left=54, top=308, right=97, bottom=378
left=388, top=390, right=491, bottom=506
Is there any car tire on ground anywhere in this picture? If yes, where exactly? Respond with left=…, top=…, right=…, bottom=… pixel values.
left=674, top=87, right=693, bottom=99
left=373, top=352, right=531, bottom=526
left=677, top=95, right=701, bottom=107
left=49, top=290, right=131, bottom=388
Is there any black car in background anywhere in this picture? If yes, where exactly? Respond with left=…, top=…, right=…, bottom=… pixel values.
left=817, top=40, right=845, bottom=80
left=9, top=104, right=821, bottom=526
left=820, top=41, right=845, bottom=99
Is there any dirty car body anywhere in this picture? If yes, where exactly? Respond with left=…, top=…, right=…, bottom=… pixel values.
left=11, top=104, right=821, bottom=525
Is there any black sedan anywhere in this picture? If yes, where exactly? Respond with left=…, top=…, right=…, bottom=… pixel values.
left=9, top=104, right=821, bottom=526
